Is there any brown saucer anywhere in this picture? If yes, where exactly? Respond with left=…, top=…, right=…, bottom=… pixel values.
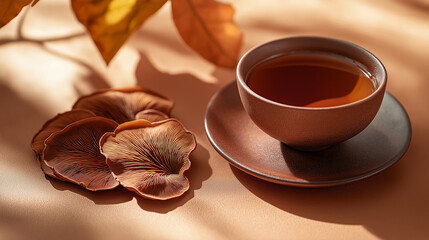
left=204, top=82, right=411, bottom=187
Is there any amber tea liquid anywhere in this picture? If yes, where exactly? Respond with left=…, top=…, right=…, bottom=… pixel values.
left=246, top=52, right=376, bottom=107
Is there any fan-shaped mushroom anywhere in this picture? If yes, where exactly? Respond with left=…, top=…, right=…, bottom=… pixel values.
left=72, top=87, right=174, bottom=123
left=100, top=119, right=196, bottom=200
left=31, top=109, right=96, bottom=178
left=43, top=117, right=119, bottom=191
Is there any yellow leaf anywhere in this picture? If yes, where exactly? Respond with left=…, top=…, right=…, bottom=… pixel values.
left=71, top=0, right=167, bottom=64
left=171, top=0, right=243, bottom=68
left=0, top=0, right=35, bottom=28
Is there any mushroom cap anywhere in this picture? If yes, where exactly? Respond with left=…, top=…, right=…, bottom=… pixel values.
left=31, top=109, right=96, bottom=178
left=135, top=109, right=169, bottom=122
left=43, top=117, right=120, bottom=191
left=100, top=119, right=196, bottom=200
left=72, top=87, right=174, bottom=124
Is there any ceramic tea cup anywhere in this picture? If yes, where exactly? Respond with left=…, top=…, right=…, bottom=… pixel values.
left=236, top=36, right=387, bottom=151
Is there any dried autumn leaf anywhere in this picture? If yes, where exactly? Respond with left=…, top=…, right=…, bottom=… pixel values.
left=72, top=87, right=174, bottom=124
left=43, top=117, right=119, bottom=191
left=31, top=109, right=96, bottom=178
left=0, top=0, right=38, bottom=28
left=71, top=0, right=167, bottom=64
left=171, top=0, right=243, bottom=68
left=100, top=119, right=196, bottom=200
left=135, top=109, right=169, bottom=122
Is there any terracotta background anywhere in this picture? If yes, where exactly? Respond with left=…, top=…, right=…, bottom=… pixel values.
left=0, top=0, right=428, bottom=239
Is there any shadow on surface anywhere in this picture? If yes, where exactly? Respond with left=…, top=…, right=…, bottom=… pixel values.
left=135, top=52, right=233, bottom=137
left=48, top=177, right=134, bottom=205
left=0, top=83, right=48, bottom=151
left=232, top=141, right=427, bottom=239
left=134, top=51, right=221, bottom=212
left=0, top=199, right=97, bottom=240
left=395, top=0, right=429, bottom=13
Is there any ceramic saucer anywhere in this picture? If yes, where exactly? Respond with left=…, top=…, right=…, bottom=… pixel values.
left=204, top=82, right=411, bottom=187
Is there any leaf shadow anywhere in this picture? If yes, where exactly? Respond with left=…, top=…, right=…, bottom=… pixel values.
left=0, top=82, right=48, bottom=150
left=0, top=198, right=97, bottom=240
left=394, top=0, right=429, bottom=13
left=135, top=52, right=228, bottom=136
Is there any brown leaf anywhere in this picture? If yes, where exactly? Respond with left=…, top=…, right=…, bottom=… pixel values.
left=171, top=0, right=243, bottom=68
left=71, top=0, right=167, bottom=64
left=0, top=0, right=36, bottom=28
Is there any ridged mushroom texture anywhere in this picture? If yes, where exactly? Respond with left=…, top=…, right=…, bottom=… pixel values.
left=31, top=109, right=96, bottom=178
left=72, top=87, right=174, bottom=124
left=43, top=117, right=120, bottom=191
left=100, top=119, right=197, bottom=200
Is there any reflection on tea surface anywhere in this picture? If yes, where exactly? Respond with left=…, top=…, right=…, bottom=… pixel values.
left=246, top=52, right=376, bottom=107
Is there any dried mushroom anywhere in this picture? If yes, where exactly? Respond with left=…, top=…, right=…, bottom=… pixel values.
left=135, top=109, right=169, bottom=122
left=31, top=109, right=96, bottom=178
left=43, top=117, right=119, bottom=191
left=100, top=119, right=196, bottom=200
left=72, top=87, right=174, bottom=124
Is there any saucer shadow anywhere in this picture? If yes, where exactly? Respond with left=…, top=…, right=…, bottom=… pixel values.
left=230, top=162, right=403, bottom=223
left=281, top=126, right=390, bottom=182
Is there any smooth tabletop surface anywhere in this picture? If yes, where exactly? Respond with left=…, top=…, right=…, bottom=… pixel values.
left=1, top=1, right=428, bottom=239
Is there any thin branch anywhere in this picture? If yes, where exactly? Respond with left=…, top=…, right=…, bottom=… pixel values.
left=16, top=5, right=30, bottom=40
left=2, top=3, right=87, bottom=45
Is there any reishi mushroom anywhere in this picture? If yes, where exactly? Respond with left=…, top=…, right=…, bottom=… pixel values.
left=31, top=109, right=96, bottom=178
left=72, top=87, right=174, bottom=123
left=100, top=119, right=196, bottom=200
left=43, top=117, right=120, bottom=191
left=31, top=86, right=196, bottom=200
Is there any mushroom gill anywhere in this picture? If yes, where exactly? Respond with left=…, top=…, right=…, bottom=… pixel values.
left=43, top=117, right=119, bottom=191
left=72, top=87, right=174, bottom=124
left=135, top=109, right=169, bottom=122
left=31, top=109, right=96, bottom=178
left=100, top=119, right=196, bottom=200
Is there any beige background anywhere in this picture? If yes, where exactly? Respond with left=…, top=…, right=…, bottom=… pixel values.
left=1, top=0, right=428, bottom=239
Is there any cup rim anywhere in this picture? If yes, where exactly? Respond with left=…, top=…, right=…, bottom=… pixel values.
left=236, top=36, right=387, bottom=111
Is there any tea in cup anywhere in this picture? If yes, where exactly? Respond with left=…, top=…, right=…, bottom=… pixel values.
left=236, top=36, right=387, bottom=151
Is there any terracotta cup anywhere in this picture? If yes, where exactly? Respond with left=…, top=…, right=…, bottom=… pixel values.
left=236, top=36, right=387, bottom=151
